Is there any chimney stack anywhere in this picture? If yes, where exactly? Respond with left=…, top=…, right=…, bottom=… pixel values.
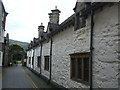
left=48, top=6, right=61, bottom=24
left=38, top=23, right=44, bottom=38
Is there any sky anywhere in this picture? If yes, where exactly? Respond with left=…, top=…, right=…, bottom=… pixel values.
left=3, top=0, right=76, bottom=43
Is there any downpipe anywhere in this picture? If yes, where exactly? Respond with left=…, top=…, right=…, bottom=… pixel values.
left=49, top=38, right=53, bottom=82
left=40, top=43, right=42, bottom=75
left=33, top=48, right=35, bottom=70
left=90, top=8, right=94, bottom=90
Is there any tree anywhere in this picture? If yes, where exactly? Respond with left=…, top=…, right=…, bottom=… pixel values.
left=9, top=44, right=24, bottom=52
left=9, top=44, right=25, bottom=63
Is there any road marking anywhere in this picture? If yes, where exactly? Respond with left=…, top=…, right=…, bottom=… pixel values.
left=22, top=68, right=38, bottom=88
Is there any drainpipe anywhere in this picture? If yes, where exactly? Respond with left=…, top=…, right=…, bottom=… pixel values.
left=49, top=38, right=53, bottom=82
left=90, top=8, right=94, bottom=90
left=40, top=43, right=42, bottom=74
left=33, top=48, right=35, bottom=70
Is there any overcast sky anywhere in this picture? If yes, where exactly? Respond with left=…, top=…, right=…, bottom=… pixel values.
left=3, top=0, right=76, bottom=43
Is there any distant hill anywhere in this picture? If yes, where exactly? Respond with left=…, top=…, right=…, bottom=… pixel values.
left=9, top=39, right=29, bottom=51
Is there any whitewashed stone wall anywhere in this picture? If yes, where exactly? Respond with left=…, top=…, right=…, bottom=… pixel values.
left=0, top=1, right=3, bottom=67
left=52, top=24, right=90, bottom=88
left=92, top=3, right=119, bottom=88
left=26, top=51, right=29, bottom=67
left=0, top=1, right=5, bottom=43
left=0, top=1, right=2, bottom=43
left=0, top=51, right=3, bottom=66
left=27, top=50, right=31, bottom=67
left=33, top=46, right=40, bottom=73
left=51, top=3, right=119, bottom=88
left=30, top=49, right=35, bottom=70
left=27, top=49, right=34, bottom=68
left=41, top=40, right=50, bottom=79
left=26, top=3, right=119, bottom=89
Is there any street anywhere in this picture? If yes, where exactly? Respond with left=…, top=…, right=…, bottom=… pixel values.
left=2, top=65, right=55, bottom=89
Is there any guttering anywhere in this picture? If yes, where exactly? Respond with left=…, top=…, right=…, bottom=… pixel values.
left=40, top=43, right=42, bottom=74
left=90, top=7, right=94, bottom=90
left=49, top=38, right=53, bottom=82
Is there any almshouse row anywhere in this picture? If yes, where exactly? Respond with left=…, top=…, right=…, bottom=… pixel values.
left=26, top=1, right=120, bottom=89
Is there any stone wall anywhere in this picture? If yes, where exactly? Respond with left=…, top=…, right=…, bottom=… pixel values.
left=33, top=46, right=40, bottom=73
left=27, top=49, right=34, bottom=68
left=0, top=1, right=3, bottom=66
left=92, top=3, right=119, bottom=88
left=0, top=51, right=3, bottom=66
left=0, top=1, right=5, bottom=43
left=51, top=24, right=90, bottom=88
left=0, top=1, right=2, bottom=43
left=26, top=3, right=119, bottom=89
left=41, top=40, right=50, bottom=79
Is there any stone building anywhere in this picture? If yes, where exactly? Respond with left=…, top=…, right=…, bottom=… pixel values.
left=0, top=0, right=8, bottom=66
left=3, top=33, right=9, bottom=66
left=26, top=2, right=119, bottom=89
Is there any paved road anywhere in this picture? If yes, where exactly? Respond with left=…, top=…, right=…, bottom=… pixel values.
left=2, top=65, right=34, bottom=88
left=2, top=64, right=56, bottom=89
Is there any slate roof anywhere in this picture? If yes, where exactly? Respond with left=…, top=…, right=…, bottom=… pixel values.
left=27, top=2, right=108, bottom=50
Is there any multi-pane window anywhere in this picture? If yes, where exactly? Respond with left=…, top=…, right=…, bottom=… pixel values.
left=44, top=56, right=49, bottom=71
left=37, top=56, right=40, bottom=67
left=29, top=57, right=31, bottom=64
left=70, top=53, right=90, bottom=84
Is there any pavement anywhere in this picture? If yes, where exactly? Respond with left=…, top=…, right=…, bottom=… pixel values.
left=2, top=64, right=56, bottom=89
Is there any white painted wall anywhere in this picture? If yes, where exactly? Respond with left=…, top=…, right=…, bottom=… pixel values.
left=26, top=3, right=119, bottom=89
left=41, top=40, right=50, bottom=79
left=0, top=51, right=3, bottom=66
left=92, top=3, right=119, bottom=88
left=0, top=1, right=2, bottom=43
left=0, top=1, right=3, bottom=67
left=51, top=24, right=90, bottom=88
left=27, top=49, right=34, bottom=68
left=33, top=46, right=40, bottom=73
left=0, top=1, right=5, bottom=43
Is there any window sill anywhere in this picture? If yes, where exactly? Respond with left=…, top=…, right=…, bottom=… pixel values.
left=71, top=78, right=89, bottom=86
left=44, top=69, right=49, bottom=72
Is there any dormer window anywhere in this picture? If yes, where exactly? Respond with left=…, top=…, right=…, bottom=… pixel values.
left=80, top=16, right=86, bottom=28
left=75, top=10, right=86, bottom=30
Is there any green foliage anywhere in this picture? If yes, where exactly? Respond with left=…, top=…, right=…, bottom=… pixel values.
left=9, top=44, right=24, bottom=52
left=13, top=54, right=23, bottom=60
left=9, top=39, right=29, bottom=51
left=9, top=44, right=25, bottom=62
left=16, top=61, right=22, bottom=64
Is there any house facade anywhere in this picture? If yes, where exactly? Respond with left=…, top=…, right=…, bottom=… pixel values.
left=3, top=33, right=9, bottom=66
left=0, top=0, right=8, bottom=66
left=26, top=2, right=119, bottom=89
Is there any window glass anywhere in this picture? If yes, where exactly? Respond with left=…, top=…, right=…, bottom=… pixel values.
left=83, top=57, right=89, bottom=82
left=71, top=58, right=75, bottom=78
left=77, top=58, right=82, bottom=79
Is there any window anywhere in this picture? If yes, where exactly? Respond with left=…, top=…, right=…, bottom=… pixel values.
left=44, top=56, right=49, bottom=71
left=29, top=57, right=31, bottom=64
left=37, top=56, right=40, bottom=67
left=32, top=57, right=34, bottom=65
left=75, top=9, right=86, bottom=30
left=70, top=53, right=90, bottom=84
left=80, top=16, right=86, bottom=28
